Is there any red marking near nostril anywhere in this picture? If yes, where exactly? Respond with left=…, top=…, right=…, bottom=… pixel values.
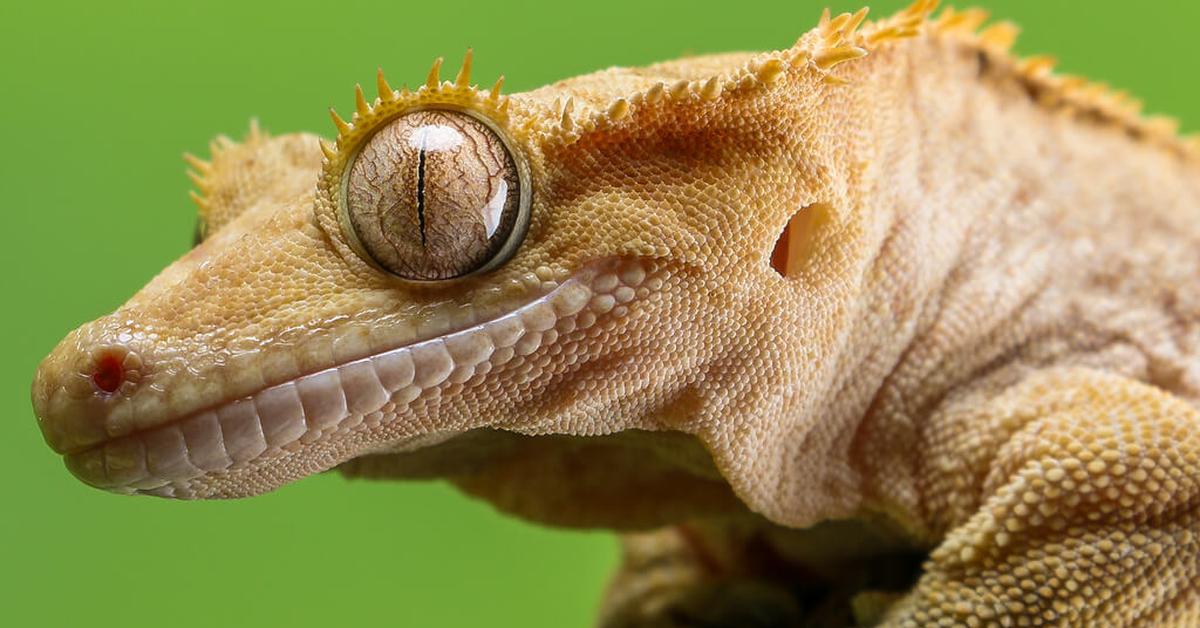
left=92, top=353, right=125, bottom=393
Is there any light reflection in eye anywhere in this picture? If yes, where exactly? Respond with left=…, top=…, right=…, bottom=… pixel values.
left=482, top=179, right=508, bottom=238
left=407, top=125, right=464, bottom=152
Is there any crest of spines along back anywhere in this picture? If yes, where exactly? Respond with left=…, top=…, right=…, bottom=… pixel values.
left=184, top=120, right=270, bottom=219
left=533, top=0, right=1197, bottom=156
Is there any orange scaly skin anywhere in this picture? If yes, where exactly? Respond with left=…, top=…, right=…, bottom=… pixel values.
left=31, top=3, right=1200, bottom=625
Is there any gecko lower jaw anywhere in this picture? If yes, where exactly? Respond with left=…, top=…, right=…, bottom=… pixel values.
left=61, top=259, right=653, bottom=498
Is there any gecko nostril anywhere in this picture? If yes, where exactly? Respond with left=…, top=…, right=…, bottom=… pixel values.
left=91, top=351, right=126, bottom=394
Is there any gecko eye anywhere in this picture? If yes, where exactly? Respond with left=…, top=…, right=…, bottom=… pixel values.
left=342, top=109, right=530, bottom=281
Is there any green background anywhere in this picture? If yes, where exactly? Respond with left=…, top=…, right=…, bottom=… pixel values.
left=1, top=1, right=1195, bottom=626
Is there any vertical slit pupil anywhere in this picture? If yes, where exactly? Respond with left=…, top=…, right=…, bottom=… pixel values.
left=416, top=148, right=427, bottom=246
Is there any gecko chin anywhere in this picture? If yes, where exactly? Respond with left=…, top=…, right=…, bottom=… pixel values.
left=43, top=258, right=676, bottom=503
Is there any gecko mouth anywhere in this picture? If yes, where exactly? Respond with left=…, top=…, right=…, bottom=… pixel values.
left=58, top=259, right=653, bottom=498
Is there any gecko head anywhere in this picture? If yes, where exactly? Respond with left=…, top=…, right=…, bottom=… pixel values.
left=32, top=47, right=848, bottom=528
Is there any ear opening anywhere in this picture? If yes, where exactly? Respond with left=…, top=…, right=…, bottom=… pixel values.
left=769, top=202, right=830, bottom=278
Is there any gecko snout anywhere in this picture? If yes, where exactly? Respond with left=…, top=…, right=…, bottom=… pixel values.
left=32, top=327, right=147, bottom=455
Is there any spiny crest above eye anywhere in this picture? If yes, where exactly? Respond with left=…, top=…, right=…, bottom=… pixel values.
left=319, top=49, right=514, bottom=166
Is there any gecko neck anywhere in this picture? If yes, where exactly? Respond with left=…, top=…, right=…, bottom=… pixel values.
left=808, top=34, right=1200, bottom=535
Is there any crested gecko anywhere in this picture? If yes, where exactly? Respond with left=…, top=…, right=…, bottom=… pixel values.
left=32, top=2, right=1200, bottom=625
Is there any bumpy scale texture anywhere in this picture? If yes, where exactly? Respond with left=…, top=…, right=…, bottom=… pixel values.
left=31, top=2, right=1200, bottom=626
